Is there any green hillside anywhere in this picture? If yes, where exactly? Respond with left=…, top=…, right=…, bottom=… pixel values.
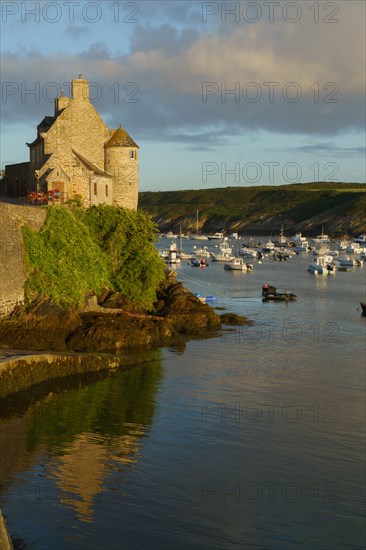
left=138, top=182, right=366, bottom=236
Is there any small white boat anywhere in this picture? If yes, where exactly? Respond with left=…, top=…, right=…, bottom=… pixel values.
left=261, top=240, right=275, bottom=254
left=166, top=231, right=178, bottom=239
left=275, top=225, right=289, bottom=246
left=312, top=228, right=332, bottom=244
left=211, top=241, right=233, bottom=262
left=164, top=242, right=181, bottom=264
left=208, top=232, right=224, bottom=240
left=308, top=255, right=334, bottom=275
left=313, top=244, right=331, bottom=257
left=294, top=242, right=311, bottom=253
left=190, top=234, right=208, bottom=240
left=177, top=250, right=193, bottom=260
left=337, top=257, right=362, bottom=267
left=177, top=227, right=193, bottom=259
left=290, top=232, right=307, bottom=243
left=345, top=243, right=364, bottom=254
left=191, top=210, right=208, bottom=240
left=355, top=234, right=366, bottom=245
left=193, top=246, right=211, bottom=258
left=241, top=247, right=257, bottom=259
left=224, top=257, right=253, bottom=271
left=338, top=240, right=350, bottom=251
left=292, top=236, right=311, bottom=252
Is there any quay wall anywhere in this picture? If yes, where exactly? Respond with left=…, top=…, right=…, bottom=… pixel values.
left=0, top=203, right=46, bottom=318
left=0, top=509, right=13, bottom=550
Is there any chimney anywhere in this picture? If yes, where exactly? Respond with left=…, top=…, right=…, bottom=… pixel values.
left=55, top=89, right=70, bottom=116
left=72, top=74, right=89, bottom=102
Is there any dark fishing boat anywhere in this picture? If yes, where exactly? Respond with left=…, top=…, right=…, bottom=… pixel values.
left=189, top=258, right=209, bottom=268
left=262, top=284, right=297, bottom=302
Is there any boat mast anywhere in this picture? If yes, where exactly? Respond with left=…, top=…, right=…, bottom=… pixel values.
left=196, top=210, right=199, bottom=235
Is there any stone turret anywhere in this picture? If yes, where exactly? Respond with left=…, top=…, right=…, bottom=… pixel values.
left=104, top=124, right=139, bottom=209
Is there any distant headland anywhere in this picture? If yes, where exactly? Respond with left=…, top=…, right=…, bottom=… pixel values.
left=139, top=182, right=366, bottom=237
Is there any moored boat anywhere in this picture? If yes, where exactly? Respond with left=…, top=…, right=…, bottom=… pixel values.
left=192, top=246, right=211, bottom=257
left=189, top=258, right=209, bottom=268
left=261, top=240, right=275, bottom=254
left=164, top=242, right=181, bottom=264
left=190, top=211, right=208, bottom=240
left=337, top=257, right=358, bottom=267
left=308, top=255, right=334, bottom=275
left=345, top=243, right=365, bottom=254
left=262, top=284, right=297, bottom=301
left=289, top=232, right=307, bottom=243
left=312, top=227, right=332, bottom=245
left=241, top=246, right=257, bottom=259
left=208, top=232, right=224, bottom=240
left=355, top=235, right=366, bottom=245
left=224, top=257, right=253, bottom=271
left=211, top=241, right=234, bottom=262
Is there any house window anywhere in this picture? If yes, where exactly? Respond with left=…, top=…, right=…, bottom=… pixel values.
left=94, top=182, right=97, bottom=195
left=105, top=185, right=108, bottom=197
left=129, top=150, right=136, bottom=159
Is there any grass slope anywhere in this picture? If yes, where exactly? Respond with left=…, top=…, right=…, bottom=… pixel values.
left=139, top=182, right=366, bottom=235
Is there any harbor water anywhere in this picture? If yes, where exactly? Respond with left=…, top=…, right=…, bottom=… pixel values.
left=0, top=239, right=365, bottom=549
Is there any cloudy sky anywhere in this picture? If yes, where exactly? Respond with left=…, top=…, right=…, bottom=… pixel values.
left=1, top=0, right=365, bottom=190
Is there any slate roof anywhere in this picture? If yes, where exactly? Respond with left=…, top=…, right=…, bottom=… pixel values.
left=37, top=116, right=55, bottom=132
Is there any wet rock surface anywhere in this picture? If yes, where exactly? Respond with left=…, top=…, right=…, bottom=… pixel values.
left=0, top=272, right=250, bottom=354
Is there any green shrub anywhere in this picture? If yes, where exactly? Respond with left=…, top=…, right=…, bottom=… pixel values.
left=84, top=205, right=165, bottom=309
left=22, top=205, right=165, bottom=310
left=22, top=207, right=111, bottom=308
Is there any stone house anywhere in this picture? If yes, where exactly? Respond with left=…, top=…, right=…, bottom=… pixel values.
left=5, top=75, right=139, bottom=209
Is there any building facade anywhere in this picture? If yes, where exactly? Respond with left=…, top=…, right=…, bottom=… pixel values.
left=5, top=75, right=139, bottom=209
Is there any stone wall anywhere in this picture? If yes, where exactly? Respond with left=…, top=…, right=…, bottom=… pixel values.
left=0, top=509, right=13, bottom=550
left=0, top=203, right=46, bottom=318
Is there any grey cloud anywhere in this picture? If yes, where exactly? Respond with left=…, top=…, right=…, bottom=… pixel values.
left=137, top=1, right=204, bottom=26
left=79, top=43, right=111, bottom=60
left=288, top=144, right=366, bottom=158
left=1, top=0, right=365, bottom=154
left=64, top=24, right=91, bottom=38
left=130, top=24, right=200, bottom=55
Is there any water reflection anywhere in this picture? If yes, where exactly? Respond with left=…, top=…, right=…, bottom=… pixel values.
left=0, top=355, right=162, bottom=527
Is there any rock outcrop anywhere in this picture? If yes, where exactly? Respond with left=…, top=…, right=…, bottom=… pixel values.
left=0, top=272, right=249, bottom=354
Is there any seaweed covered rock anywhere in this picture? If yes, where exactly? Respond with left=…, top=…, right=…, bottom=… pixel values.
left=220, top=313, right=252, bottom=326
left=98, top=290, right=146, bottom=313
left=0, top=271, right=249, bottom=353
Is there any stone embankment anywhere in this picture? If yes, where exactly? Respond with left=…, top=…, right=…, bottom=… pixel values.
left=0, top=203, right=46, bottom=318
left=0, top=272, right=251, bottom=398
left=0, top=509, right=13, bottom=550
left=0, top=351, right=155, bottom=400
